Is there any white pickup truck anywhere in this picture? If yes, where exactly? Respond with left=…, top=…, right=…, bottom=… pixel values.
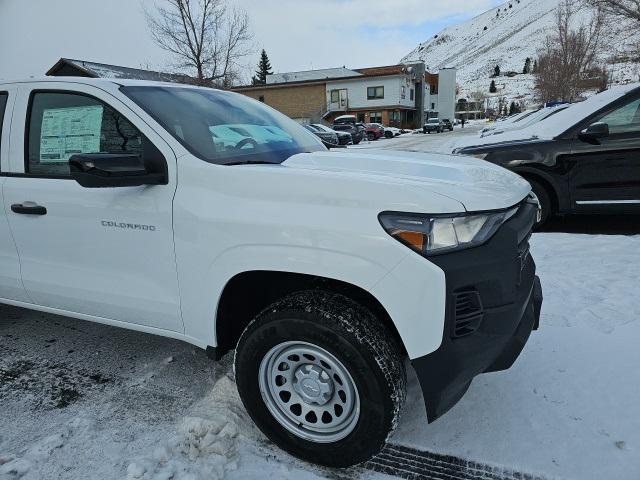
left=0, top=78, right=542, bottom=467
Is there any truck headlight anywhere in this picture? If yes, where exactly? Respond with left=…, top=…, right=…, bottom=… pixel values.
left=379, top=208, right=518, bottom=256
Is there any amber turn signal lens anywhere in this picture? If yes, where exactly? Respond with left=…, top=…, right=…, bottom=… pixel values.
left=395, top=230, right=425, bottom=252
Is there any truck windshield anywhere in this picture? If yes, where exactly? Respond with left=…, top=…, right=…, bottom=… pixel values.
left=121, top=85, right=325, bottom=165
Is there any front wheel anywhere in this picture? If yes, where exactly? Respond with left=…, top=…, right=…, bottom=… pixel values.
left=234, top=290, right=407, bottom=467
left=367, top=132, right=376, bottom=141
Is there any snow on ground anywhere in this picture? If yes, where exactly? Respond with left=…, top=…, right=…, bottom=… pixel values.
left=1, top=127, right=639, bottom=479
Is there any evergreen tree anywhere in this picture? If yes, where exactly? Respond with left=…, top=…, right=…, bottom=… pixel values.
left=532, top=59, right=538, bottom=74
left=509, top=101, right=518, bottom=115
left=494, top=65, right=501, bottom=77
left=523, top=57, right=532, bottom=74
left=252, top=49, right=273, bottom=85
left=490, top=80, right=497, bottom=93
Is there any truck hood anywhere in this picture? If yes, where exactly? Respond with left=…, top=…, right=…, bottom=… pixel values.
left=283, top=150, right=531, bottom=212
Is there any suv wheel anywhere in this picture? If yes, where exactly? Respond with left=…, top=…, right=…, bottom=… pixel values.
left=234, top=290, right=406, bottom=467
left=367, top=132, right=376, bottom=141
left=528, top=178, right=552, bottom=229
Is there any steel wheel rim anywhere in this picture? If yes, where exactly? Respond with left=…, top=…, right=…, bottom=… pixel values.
left=258, top=341, right=360, bottom=443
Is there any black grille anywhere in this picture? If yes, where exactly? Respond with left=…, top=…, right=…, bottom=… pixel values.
left=452, top=290, right=484, bottom=338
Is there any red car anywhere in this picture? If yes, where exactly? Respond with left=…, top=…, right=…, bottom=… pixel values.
left=363, top=123, right=384, bottom=141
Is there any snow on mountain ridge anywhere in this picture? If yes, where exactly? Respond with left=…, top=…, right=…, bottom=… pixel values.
left=402, top=0, right=639, bottom=107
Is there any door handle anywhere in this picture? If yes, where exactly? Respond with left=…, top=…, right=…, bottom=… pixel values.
left=11, top=202, right=47, bottom=215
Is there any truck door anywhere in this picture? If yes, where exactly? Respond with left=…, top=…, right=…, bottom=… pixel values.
left=568, top=95, right=640, bottom=213
left=0, top=87, right=30, bottom=302
left=2, top=83, right=183, bottom=332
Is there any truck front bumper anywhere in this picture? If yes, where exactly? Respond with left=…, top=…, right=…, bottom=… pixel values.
left=412, top=201, right=542, bottom=422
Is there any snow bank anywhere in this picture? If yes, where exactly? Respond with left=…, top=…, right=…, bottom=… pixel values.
left=124, top=376, right=241, bottom=480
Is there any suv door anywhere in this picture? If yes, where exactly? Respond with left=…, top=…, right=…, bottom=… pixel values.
left=568, top=94, right=640, bottom=213
left=2, top=83, right=183, bottom=331
left=0, top=87, right=30, bottom=302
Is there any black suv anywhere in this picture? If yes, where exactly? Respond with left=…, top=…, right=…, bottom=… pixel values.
left=332, top=123, right=364, bottom=144
left=454, top=84, right=640, bottom=226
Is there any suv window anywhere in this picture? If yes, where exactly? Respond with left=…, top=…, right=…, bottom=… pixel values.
left=0, top=93, right=7, bottom=155
left=27, top=92, right=144, bottom=177
left=598, top=97, right=640, bottom=135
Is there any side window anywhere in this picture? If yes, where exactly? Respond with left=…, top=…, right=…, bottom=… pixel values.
left=0, top=93, right=8, bottom=154
left=27, top=92, right=144, bottom=176
left=598, top=97, right=640, bottom=135
left=367, top=86, right=384, bottom=100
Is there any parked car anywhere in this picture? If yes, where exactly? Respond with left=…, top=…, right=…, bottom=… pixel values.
left=332, top=123, right=364, bottom=144
left=423, top=117, right=444, bottom=134
left=454, top=83, right=640, bottom=226
left=481, top=111, right=535, bottom=135
left=364, top=123, right=384, bottom=141
left=304, top=124, right=339, bottom=145
left=333, top=114, right=358, bottom=125
left=311, top=123, right=352, bottom=145
left=384, top=126, right=402, bottom=138
left=0, top=77, right=543, bottom=468
left=480, top=104, right=569, bottom=138
left=442, top=119, right=454, bottom=131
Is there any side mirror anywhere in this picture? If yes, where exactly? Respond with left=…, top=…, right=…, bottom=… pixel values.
left=69, top=154, right=167, bottom=188
left=579, top=122, right=609, bottom=144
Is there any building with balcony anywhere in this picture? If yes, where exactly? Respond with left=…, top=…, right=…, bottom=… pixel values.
left=233, top=63, right=456, bottom=129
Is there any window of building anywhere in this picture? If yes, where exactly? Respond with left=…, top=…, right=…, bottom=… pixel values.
left=330, top=90, right=340, bottom=103
left=26, top=92, right=145, bottom=177
left=258, top=95, right=265, bottom=103
left=369, top=112, right=382, bottom=124
left=401, top=86, right=406, bottom=99
left=410, top=89, right=414, bottom=101
left=367, top=86, right=384, bottom=100
left=431, top=103, right=436, bottom=110
left=430, top=84, right=438, bottom=95
left=357, top=113, right=366, bottom=123
left=390, top=111, right=401, bottom=123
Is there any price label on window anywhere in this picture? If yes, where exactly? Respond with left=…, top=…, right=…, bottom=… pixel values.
left=40, top=105, right=103, bottom=163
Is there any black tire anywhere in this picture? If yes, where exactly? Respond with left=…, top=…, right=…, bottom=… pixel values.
left=353, top=139, right=361, bottom=145
left=234, top=290, right=406, bottom=468
left=528, top=178, right=552, bottom=229
left=367, top=132, right=376, bottom=141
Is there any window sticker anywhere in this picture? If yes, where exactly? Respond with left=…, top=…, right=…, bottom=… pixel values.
left=40, top=105, right=103, bottom=163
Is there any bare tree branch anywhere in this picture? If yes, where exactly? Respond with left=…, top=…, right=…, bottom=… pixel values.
left=535, top=0, right=606, bottom=102
left=145, top=0, right=253, bottom=87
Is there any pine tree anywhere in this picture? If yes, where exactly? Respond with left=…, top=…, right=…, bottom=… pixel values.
left=532, top=59, right=538, bottom=74
left=523, top=57, right=531, bottom=74
left=252, top=49, right=273, bottom=85
left=509, top=101, right=517, bottom=115
left=494, top=65, right=501, bottom=77
left=490, top=80, right=497, bottom=93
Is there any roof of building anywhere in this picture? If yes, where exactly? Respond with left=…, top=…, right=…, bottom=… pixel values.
left=266, top=67, right=362, bottom=84
left=46, top=58, right=193, bottom=83
left=235, top=63, right=429, bottom=92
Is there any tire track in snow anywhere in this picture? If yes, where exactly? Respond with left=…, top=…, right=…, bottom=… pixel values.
left=364, top=444, right=548, bottom=480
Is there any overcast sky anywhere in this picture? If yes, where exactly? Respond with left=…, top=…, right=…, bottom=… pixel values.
left=0, top=0, right=502, bottom=82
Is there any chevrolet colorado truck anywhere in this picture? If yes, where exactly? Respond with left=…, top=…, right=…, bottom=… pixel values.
left=0, top=78, right=543, bottom=468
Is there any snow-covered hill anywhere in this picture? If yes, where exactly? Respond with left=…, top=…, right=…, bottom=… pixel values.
left=402, top=0, right=640, bottom=108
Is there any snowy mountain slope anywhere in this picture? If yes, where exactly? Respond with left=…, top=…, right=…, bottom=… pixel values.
left=402, top=0, right=640, bottom=107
